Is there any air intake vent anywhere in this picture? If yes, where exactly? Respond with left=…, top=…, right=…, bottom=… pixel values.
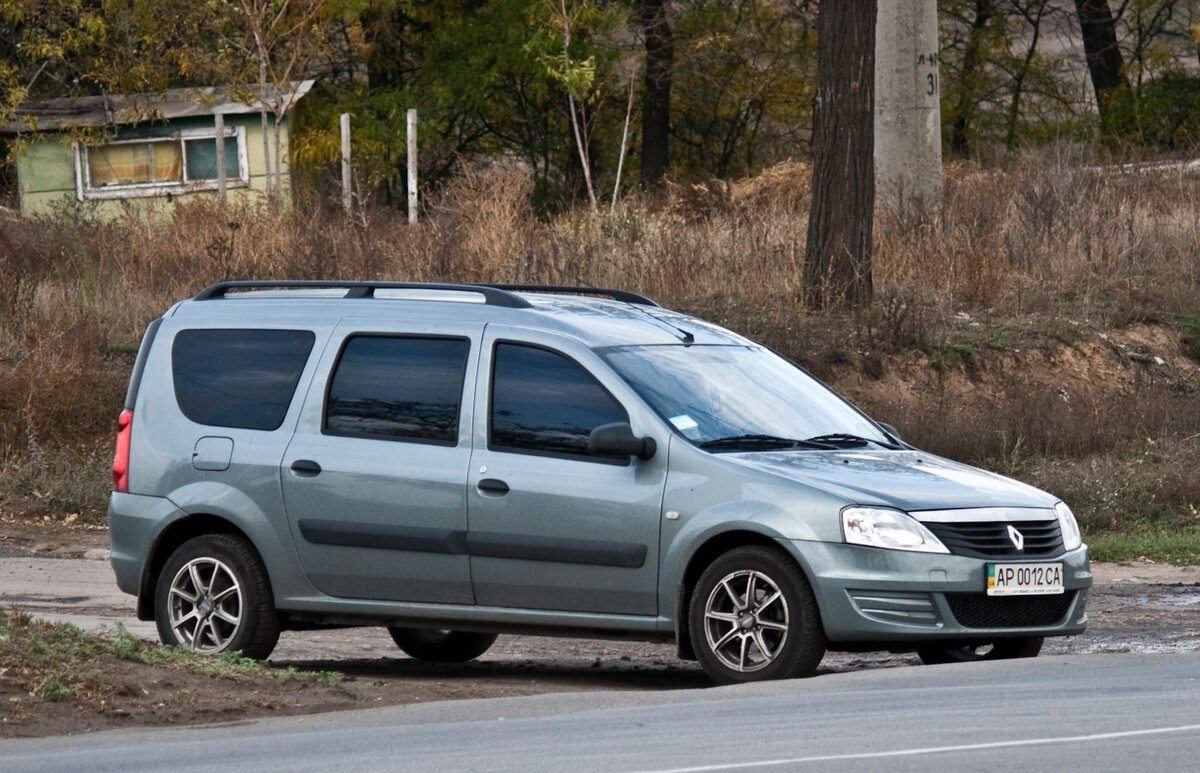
left=945, top=592, right=1076, bottom=628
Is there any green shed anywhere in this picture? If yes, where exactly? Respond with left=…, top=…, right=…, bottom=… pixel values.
left=2, top=81, right=314, bottom=219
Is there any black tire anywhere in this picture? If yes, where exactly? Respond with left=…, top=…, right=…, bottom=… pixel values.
left=917, top=636, right=1044, bottom=665
left=688, top=546, right=826, bottom=684
left=154, top=534, right=280, bottom=660
left=387, top=628, right=499, bottom=662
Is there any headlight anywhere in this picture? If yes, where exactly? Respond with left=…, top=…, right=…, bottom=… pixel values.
left=1054, top=501, right=1083, bottom=551
left=841, top=507, right=950, bottom=554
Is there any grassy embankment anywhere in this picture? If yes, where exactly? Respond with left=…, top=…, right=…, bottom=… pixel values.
left=1, top=148, right=1198, bottom=562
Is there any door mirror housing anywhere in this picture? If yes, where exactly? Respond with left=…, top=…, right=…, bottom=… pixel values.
left=588, top=423, right=657, bottom=461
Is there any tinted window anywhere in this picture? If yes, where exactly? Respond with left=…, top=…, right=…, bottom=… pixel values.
left=325, top=336, right=469, bottom=444
left=490, top=343, right=627, bottom=459
left=173, top=329, right=314, bottom=430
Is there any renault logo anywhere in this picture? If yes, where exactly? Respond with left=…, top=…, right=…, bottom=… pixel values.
left=1007, top=525, right=1025, bottom=552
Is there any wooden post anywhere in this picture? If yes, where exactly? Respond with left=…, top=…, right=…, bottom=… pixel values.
left=407, top=108, right=418, bottom=224
left=340, top=113, right=352, bottom=216
left=214, top=111, right=227, bottom=205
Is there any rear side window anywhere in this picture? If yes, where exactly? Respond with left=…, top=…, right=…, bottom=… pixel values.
left=172, top=329, right=315, bottom=430
left=490, top=343, right=628, bottom=460
left=325, top=335, right=470, bottom=444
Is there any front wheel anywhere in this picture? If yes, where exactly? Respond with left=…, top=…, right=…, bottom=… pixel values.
left=154, top=534, right=280, bottom=659
left=387, top=628, right=498, bottom=662
left=917, top=636, right=1044, bottom=665
left=688, top=546, right=825, bottom=684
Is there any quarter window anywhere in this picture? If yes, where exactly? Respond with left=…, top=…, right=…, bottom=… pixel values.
left=325, top=336, right=469, bottom=444
left=172, top=329, right=314, bottom=431
left=490, top=343, right=628, bottom=460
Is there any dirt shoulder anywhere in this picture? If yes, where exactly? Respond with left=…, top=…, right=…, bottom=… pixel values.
left=1, top=521, right=1198, bottom=739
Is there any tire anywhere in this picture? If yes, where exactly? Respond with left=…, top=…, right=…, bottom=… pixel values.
left=387, top=628, right=498, bottom=662
left=688, top=546, right=826, bottom=684
left=917, top=636, right=1044, bottom=665
left=154, top=534, right=280, bottom=660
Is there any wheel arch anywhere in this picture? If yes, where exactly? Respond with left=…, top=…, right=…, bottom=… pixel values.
left=137, top=514, right=262, bottom=620
left=674, top=530, right=800, bottom=661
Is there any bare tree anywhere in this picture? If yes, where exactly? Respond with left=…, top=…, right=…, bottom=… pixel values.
left=233, top=0, right=328, bottom=206
left=804, top=0, right=876, bottom=309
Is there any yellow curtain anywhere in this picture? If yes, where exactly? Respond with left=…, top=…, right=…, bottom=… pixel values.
left=88, top=141, right=182, bottom=186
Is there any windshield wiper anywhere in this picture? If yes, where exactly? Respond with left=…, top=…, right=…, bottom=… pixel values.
left=698, top=434, right=833, bottom=452
left=804, top=433, right=895, bottom=449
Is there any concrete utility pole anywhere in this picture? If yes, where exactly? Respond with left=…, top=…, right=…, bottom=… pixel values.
left=340, top=113, right=352, bottom=216
left=874, top=0, right=942, bottom=213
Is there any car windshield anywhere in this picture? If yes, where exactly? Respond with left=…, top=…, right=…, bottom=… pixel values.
left=601, top=344, right=892, bottom=450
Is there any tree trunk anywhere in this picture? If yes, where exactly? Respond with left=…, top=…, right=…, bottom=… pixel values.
left=1005, top=3, right=1047, bottom=149
left=1073, top=0, right=1129, bottom=121
left=804, top=0, right=876, bottom=310
left=259, top=105, right=274, bottom=202
left=640, top=0, right=672, bottom=188
left=950, top=0, right=995, bottom=157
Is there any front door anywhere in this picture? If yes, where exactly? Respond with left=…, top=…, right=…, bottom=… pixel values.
left=467, top=327, right=667, bottom=616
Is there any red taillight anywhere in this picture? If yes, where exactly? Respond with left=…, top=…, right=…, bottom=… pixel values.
left=113, top=409, right=133, bottom=493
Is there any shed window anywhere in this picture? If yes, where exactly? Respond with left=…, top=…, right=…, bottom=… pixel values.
left=78, top=126, right=247, bottom=199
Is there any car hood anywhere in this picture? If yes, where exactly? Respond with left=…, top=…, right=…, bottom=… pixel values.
left=723, top=449, right=1055, bottom=512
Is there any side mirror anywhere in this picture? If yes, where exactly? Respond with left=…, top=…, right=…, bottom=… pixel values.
left=588, top=423, right=657, bottom=461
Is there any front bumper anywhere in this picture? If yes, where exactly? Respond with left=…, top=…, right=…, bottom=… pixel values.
left=786, top=540, right=1091, bottom=645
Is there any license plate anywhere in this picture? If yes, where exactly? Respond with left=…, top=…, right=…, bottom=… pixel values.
left=987, top=562, right=1064, bottom=596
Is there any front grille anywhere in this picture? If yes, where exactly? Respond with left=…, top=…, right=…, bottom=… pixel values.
left=945, top=592, right=1076, bottom=628
left=923, top=520, right=1064, bottom=559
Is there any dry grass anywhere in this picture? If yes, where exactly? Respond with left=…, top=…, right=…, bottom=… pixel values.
left=1, top=146, right=1198, bottom=535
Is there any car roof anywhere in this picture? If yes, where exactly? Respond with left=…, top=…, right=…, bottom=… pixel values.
left=166, top=282, right=750, bottom=348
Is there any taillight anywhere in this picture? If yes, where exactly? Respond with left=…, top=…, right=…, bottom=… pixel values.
left=113, top=409, right=133, bottom=493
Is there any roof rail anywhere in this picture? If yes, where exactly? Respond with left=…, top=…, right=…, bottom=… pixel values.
left=483, top=284, right=659, bottom=307
left=193, top=280, right=533, bottom=308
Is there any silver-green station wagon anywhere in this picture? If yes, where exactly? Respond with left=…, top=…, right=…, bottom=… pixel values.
left=109, top=281, right=1090, bottom=683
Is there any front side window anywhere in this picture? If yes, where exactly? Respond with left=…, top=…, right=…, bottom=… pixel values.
left=490, top=343, right=628, bottom=460
left=325, top=336, right=469, bottom=444
left=80, top=127, right=247, bottom=199
left=172, top=329, right=314, bottom=431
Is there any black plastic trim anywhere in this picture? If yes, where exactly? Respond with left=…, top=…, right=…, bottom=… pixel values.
left=296, top=520, right=647, bottom=568
left=468, top=532, right=648, bottom=568
left=299, top=520, right=468, bottom=555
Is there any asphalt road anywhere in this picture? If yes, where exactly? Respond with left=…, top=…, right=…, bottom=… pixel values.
left=2, top=653, right=1198, bottom=771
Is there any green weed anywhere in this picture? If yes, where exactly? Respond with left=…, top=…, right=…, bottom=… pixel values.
left=1086, top=528, right=1200, bottom=565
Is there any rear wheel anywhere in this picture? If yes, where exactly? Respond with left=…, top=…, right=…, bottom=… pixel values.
left=154, top=534, right=280, bottom=659
left=917, top=636, right=1043, bottom=665
left=688, top=546, right=825, bottom=684
left=387, top=628, right=498, bottom=662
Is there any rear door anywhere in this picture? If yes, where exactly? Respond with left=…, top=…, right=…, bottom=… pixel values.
left=466, top=326, right=668, bottom=616
left=280, top=321, right=481, bottom=603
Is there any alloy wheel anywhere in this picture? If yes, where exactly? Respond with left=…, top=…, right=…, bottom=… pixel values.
left=701, top=569, right=791, bottom=673
left=166, top=556, right=244, bottom=653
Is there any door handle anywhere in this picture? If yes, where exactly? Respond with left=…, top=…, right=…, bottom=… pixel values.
left=290, top=459, right=322, bottom=476
left=477, top=478, right=509, bottom=495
